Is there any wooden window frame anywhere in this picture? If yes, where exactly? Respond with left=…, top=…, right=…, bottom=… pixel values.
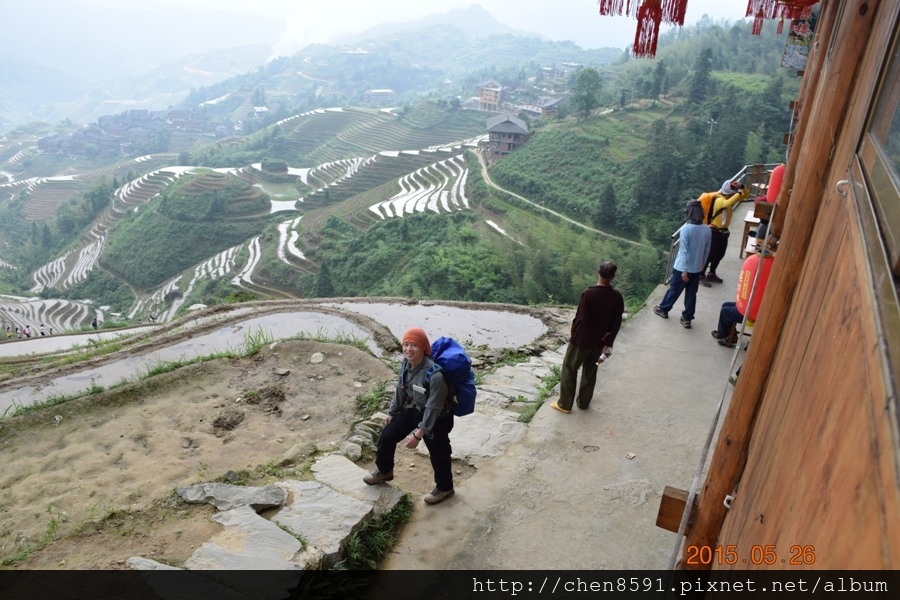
left=858, top=20, right=900, bottom=276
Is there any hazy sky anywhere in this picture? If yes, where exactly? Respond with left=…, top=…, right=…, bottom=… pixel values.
left=71, top=0, right=748, bottom=56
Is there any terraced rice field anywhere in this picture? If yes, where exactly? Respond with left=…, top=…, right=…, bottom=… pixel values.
left=17, top=108, right=489, bottom=331
left=0, top=295, right=98, bottom=336
left=368, top=153, right=470, bottom=219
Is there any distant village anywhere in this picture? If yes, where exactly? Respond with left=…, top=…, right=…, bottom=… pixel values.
left=36, top=60, right=582, bottom=161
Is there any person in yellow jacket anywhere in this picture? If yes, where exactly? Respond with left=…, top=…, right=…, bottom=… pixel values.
left=699, top=180, right=750, bottom=287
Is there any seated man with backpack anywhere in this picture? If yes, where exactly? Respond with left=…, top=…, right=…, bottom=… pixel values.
left=364, top=327, right=456, bottom=505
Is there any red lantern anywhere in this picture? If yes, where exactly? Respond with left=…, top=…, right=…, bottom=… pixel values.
left=736, top=253, right=774, bottom=321
left=766, top=164, right=785, bottom=203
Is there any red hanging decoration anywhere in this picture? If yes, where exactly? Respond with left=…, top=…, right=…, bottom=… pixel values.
left=594, top=0, right=697, bottom=57
left=746, top=0, right=818, bottom=34
left=778, top=0, right=819, bottom=18
left=661, top=0, right=688, bottom=25
left=746, top=0, right=781, bottom=19
left=777, top=16, right=785, bottom=34
left=597, top=0, right=640, bottom=18
left=633, top=0, right=663, bottom=58
left=598, top=0, right=627, bottom=16
left=752, top=8, right=766, bottom=35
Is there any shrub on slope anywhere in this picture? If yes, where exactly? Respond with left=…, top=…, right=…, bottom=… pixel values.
left=101, top=172, right=275, bottom=291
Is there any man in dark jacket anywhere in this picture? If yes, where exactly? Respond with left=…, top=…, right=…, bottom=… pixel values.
left=552, top=260, right=624, bottom=413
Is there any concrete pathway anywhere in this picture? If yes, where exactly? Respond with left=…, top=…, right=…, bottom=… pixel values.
left=381, top=212, right=753, bottom=570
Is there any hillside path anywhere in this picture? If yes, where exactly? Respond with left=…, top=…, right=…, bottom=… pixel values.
left=474, top=149, right=647, bottom=248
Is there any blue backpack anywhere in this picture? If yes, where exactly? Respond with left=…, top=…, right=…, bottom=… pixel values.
left=426, top=337, right=477, bottom=416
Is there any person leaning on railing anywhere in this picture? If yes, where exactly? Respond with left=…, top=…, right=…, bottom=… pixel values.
left=699, top=180, right=751, bottom=287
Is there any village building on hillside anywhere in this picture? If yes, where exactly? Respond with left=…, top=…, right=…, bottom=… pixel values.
left=362, top=89, right=396, bottom=107
left=519, top=96, right=565, bottom=119
left=477, top=79, right=503, bottom=112
left=485, top=113, right=529, bottom=160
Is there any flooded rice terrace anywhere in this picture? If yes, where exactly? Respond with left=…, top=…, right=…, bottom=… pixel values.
left=0, top=302, right=547, bottom=415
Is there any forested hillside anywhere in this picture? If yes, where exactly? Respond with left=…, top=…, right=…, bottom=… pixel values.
left=0, top=18, right=799, bottom=332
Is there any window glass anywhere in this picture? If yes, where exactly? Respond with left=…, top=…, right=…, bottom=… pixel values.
left=869, top=39, right=900, bottom=181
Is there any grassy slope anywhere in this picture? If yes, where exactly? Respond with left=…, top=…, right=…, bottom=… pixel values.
left=489, top=105, right=670, bottom=231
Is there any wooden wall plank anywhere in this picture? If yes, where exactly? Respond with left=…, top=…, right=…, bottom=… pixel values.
left=681, top=0, right=893, bottom=567
left=716, top=183, right=898, bottom=569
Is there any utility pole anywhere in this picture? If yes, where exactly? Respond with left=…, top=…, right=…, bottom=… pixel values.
left=707, top=118, right=717, bottom=136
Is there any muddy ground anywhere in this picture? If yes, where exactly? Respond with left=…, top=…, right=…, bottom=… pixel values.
left=0, top=300, right=571, bottom=570
left=0, top=338, right=458, bottom=569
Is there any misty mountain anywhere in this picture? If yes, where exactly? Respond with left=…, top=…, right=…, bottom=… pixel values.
left=1, top=0, right=284, bottom=81
left=0, top=0, right=284, bottom=134
left=338, top=4, right=528, bottom=44
left=0, top=2, right=622, bottom=136
left=0, top=16, right=795, bottom=335
left=0, top=57, right=89, bottom=132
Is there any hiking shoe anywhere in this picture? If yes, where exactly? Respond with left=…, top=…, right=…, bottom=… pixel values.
left=363, top=470, right=394, bottom=485
left=717, top=339, right=734, bottom=348
left=699, top=275, right=711, bottom=288
left=680, top=317, right=691, bottom=329
left=653, top=306, right=668, bottom=319
left=707, top=273, right=724, bottom=283
left=711, top=330, right=724, bottom=339
left=424, top=487, right=455, bottom=505
left=550, top=401, right=571, bottom=414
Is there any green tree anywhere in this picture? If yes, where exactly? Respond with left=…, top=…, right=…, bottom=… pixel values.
left=594, top=183, right=617, bottom=230
left=570, top=68, right=602, bottom=118
left=687, top=48, right=713, bottom=105
left=315, top=260, right=335, bottom=297
left=651, top=60, right=667, bottom=99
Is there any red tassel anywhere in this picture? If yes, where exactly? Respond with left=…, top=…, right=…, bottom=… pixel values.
left=625, top=0, right=641, bottom=19
left=752, top=8, right=765, bottom=35
left=746, top=0, right=780, bottom=19
left=633, top=0, right=663, bottom=57
left=661, top=0, right=688, bottom=25
left=597, top=0, right=627, bottom=16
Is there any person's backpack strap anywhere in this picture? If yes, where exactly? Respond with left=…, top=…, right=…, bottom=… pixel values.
left=706, top=195, right=718, bottom=225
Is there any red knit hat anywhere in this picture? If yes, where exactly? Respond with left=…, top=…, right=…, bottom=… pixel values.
left=402, top=327, right=431, bottom=355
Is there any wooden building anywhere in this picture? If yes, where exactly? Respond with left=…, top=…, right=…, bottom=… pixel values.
left=657, top=0, right=899, bottom=570
left=485, top=113, right=529, bottom=160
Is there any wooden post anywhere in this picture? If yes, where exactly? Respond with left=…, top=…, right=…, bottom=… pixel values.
left=769, top=0, right=837, bottom=238
left=680, top=0, right=882, bottom=569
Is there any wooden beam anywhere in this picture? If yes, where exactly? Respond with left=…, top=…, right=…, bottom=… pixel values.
left=680, top=0, right=882, bottom=570
left=656, top=486, right=698, bottom=534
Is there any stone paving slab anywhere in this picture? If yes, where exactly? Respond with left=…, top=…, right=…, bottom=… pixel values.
left=184, top=505, right=313, bottom=570
left=274, top=480, right=374, bottom=565
left=312, top=453, right=406, bottom=517
left=445, top=410, right=527, bottom=459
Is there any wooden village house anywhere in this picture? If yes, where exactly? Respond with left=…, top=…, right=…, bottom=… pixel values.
left=485, top=113, right=530, bottom=161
